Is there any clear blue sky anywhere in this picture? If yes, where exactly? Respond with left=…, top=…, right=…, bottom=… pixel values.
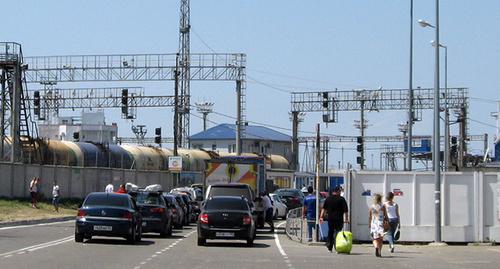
left=2, top=1, right=499, bottom=170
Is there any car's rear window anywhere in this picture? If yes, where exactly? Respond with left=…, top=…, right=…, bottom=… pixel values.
left=163, top=195, right=174, bottom=203
left=84, top=194, right=130, bottom=208
left=275, top=189, right=301, bottom=196
left=129, top=193, right=163, bottom=205
left=210, top=187, right=251, bottom=200
left=205, top=199, right=249, bottom=211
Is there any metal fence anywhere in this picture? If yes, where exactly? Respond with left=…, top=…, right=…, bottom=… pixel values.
left=285, top=207, right=323, bottom=243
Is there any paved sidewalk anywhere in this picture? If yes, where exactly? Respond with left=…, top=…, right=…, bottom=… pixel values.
left=282, top=238, right=500, bottom=268
left=0, top=215, right=74, bottom=228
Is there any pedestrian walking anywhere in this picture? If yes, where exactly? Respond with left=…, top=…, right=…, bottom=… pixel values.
left=319, top=186, right=349, bottom=253
left=52, top=180, right=60, bottom=212
left=369, top=193, right=388, bottom=257
left=302, top=186, right=317, bottom=242
left=260, top=191, right=274, bottom=232
left=384, top=191, right=401, bottom=252
left=105, top=181, right=114, bottom=193
left=116, top=184, right=126, bottom=193
left=29, top=177, right=39, bottom=208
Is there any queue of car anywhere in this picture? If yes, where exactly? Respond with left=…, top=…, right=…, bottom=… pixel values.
left=75, top=182, right=322, bottom=247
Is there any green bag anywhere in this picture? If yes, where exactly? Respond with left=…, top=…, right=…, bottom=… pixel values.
left=335, top=230, right=353, bottom=254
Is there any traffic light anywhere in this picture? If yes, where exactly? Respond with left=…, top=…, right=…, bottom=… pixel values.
left=356, top=136, right=363, bottom=152
left=33, top=91, right=40, bottom=107
left=322, top=92, right=328, bottom=108
left=121, top=89, right=128, bottom=105
left=121, top=89, right=128, bottom=115
left=155, top=127, right=161, bottom=144
left=451, top=136, right=457, bottom=153
left=356, top=136, right=363, bottom=165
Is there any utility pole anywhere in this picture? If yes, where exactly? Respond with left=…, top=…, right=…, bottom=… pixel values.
left=178, top=0, right=191, bottom=148
left=196, top=102, right=214, bottom=130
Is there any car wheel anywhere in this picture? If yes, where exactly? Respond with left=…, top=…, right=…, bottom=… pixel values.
left=135, top=226, right=142, bottom=242
left=197, top=237, right=206, bottom=246
left=282, top=209, right=289, bottom=220
left=127, top=226, right=137, bottom=244
left=75, top=231, right=84, bottom=243
left=167, top=224, right=173, bottom=236
left=247, top=238, right=254, bottom=247
left=160, top=223, right=168, bottom=238
left=273, top=210, right=278, bottom=220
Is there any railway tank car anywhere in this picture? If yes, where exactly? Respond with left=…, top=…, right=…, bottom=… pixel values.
left=39, top=139, right=78, bottom=166
left=108, top=144, right=133, bottom=169
left=13, top=138, right=292, bottom=173
left=62, top=141, right=107, bottom=167
left=120, top=145, right=166, bottom=170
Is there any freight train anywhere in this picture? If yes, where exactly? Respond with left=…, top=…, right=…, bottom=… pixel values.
left=1, top=137, right=291, bottom=172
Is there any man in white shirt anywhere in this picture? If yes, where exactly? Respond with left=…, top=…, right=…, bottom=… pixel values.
left=261, top=191, right=274, bottom=232
left=105, top=181, right=114, bottom=193
left=52, top=180, right=60, bottom=212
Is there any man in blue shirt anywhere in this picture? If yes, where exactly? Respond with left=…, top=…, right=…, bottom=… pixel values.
left=302, top=186, right=317, bottom=242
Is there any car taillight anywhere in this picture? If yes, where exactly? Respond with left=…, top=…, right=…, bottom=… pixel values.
left=123, top=211, right=133, bottom=219
left=289, top=197, right=298, bottom=201
left=243, top=214, right=252, bottom=225
left=171, top=208, right=178, bottom=214
left=200, top=213, right=209, bottom=224
left=77, top=210, right=85, bottom=218
left=150, top=207, right=165, bottom=213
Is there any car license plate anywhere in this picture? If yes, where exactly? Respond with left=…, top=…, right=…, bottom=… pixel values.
left=142, top=222, right=147, bottom=227
left=216, top=232, right=234, bottom=237
left=94, top=225, right=112, bottom=231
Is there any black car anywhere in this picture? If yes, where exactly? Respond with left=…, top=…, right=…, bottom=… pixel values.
left=197, top=196, right=256, bottom=247
left=169, top=193, right=190, bottom=225
left=128, top=190, right=173, bottom=237
left=179, top=193, right=197, bottom=223
left=75, top=192, right=142, bottom=244
left=274, top=188, right=305, bottom=209
left=163, top=193, right=186, bottom=229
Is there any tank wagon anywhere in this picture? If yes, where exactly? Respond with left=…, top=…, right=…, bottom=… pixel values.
left=9, top=139, right=288, bottom=172
left=1, top=138, right=291, bottom=172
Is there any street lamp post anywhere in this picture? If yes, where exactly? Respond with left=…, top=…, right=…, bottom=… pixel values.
left=432, top=41, right=449, bottom=170
left=419, top=0, right=442, bottom=243
left=408, top=0, right=414, bottom=171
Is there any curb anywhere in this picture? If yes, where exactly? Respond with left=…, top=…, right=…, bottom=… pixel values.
left=0, top=216, right=74, bottom=228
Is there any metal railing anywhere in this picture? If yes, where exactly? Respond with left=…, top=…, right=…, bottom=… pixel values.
left=285, top=207, right=322, bottom=244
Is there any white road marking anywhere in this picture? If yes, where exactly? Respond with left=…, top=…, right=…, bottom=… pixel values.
left=0, top=236, right=73, bottom=258
left=274, top=221, right=295, bottom=269
left=0, top=220, right=73, bottom=231
left=134, top=229, right=194, bottom=269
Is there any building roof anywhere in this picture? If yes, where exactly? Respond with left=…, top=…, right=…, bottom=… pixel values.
left=189, top=123, right=291, bottom=141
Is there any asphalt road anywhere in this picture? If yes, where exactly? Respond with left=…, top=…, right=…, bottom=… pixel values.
left=1, top=220, right=499, bottom=269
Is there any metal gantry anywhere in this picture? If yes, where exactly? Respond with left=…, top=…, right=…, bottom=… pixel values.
left=290, top=87, right=469, bottom=171
left=23, top=52, right=247, bottom=148
left=26, top=87, right=176, bottom=122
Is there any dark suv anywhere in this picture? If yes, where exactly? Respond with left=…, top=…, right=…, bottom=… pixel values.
left=128, top=190, right=173, bottom=237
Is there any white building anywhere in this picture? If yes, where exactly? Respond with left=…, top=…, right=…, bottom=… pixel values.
left=38, top=111, right=118, bottom=144
left=189, top=123, right=292, bottom=163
